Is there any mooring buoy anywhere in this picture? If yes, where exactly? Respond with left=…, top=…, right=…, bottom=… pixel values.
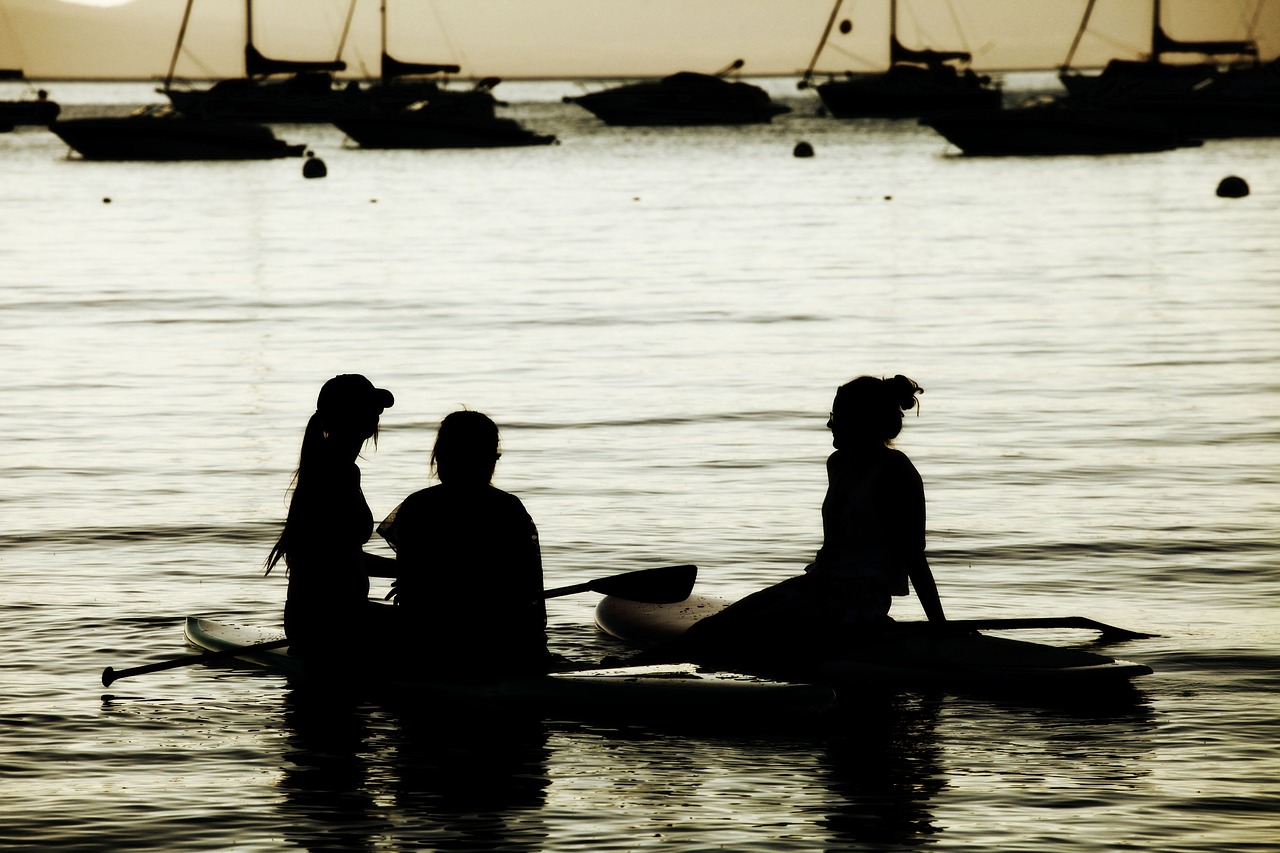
left=303, top=152, right=327, bottom=179
left=1216, top=176, right=1248, bottom=198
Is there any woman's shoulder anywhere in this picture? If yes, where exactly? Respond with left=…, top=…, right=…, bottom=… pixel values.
left=882, top=447, right=921, bottom=475
left=486, top=486, right=534, bottom=517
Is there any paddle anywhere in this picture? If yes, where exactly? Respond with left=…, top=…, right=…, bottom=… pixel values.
left=942, top=617, right=1156, bottom=641
left=101, top=564, right=699, bottom=687
left=543, top=564, right=697, bottom=604
left=102, top=638, right=289, bottom=687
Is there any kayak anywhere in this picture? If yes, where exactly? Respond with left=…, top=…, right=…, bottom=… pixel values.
left=183, top=617, right=837, bottom=714
left=595, top=594, right=1154, bottom=690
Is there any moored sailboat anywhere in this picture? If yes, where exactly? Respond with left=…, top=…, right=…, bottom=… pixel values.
left=799, top=0, right=1001, bottom=118
left=161, top=0, right=360, bottom=122
left=330, top=1, right=548, bottom=149
left=333, top=84, right=556, bottom=149
left=1059, top=0, right=1260, bottom=102
left=1059, top=0, right=1280, bottom=138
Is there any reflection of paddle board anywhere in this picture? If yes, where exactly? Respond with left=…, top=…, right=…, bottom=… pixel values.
left=183, top=617, right=837, bottom=714
left=595, top=594, right=1153, bottom=689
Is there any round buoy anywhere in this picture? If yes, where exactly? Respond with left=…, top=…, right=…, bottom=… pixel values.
left=302, top=153, right=327, bottom=179
left=793, top=141, right=814, bottom=158
left=839, top=19, right=853, bottom=34
left=1216, top=176, right=1249, bottom=198
left=102, top=197, right=111, bottom=204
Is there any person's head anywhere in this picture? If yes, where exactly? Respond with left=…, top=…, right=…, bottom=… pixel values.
left=827, top=374, right=922, bottom=449
left=315, top=373, right=394, bottom=444
left=431, top=410, right=501, bottom=486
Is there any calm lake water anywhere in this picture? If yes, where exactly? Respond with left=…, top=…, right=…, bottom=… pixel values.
left=2, top=77, right=1278, bottom=851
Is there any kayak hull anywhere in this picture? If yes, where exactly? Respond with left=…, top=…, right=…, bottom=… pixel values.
left=595, top=595, right=1153, bottom=689
left=183, top=617, right=836, bottom=714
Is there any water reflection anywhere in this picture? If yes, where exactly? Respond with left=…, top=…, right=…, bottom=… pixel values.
left=385, top=700, right=551, bottom=852
left=278, top=688, right=387, bottom=852
left=815, top=691, right=946, bottom=849
left=277, top=687, right=549, bottom=852
left=272, top=678, right=1157, bottom=851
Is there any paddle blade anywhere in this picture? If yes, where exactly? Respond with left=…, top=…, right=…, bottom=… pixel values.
left=587, top=565, right=697, bottom=604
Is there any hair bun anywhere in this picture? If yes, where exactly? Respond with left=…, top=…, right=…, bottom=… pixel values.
left=889, top=374, right=923, bottom=411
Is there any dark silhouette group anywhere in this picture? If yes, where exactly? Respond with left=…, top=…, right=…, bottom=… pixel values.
left=266, top=372, right=945, bottom=676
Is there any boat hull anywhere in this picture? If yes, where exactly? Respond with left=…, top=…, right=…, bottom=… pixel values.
left=567, top=74, right=790, bottom=126
left=815, top=68, right=1002, bottom=118
left=50, top=116, right=306, bottom=161
left=334, top=112, right=555, bottom=149
left=920, top=106, right=1192, bottom=156
left=0, top=98, right=60, bottom=128
left=164, top=74, right=364, bottom=123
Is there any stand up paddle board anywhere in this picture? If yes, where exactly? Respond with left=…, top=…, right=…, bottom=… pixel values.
left=595, top=594, right=1153, bottom=689
left=183, top=617, right=836, bottom=714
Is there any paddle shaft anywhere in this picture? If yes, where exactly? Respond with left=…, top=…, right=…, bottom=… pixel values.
left=102, top=638, right=289, bottom=687
left=945, top=617, right=1155, bottom=640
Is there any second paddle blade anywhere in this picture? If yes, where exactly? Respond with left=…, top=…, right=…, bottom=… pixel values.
left=589, top=565, right=697, bottom=604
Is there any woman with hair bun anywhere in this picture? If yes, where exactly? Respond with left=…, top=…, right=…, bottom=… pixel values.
left=629, top=374, right=945, bottom=667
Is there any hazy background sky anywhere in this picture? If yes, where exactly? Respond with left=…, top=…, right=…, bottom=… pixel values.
left=2, top=0, right=1277, bottom=80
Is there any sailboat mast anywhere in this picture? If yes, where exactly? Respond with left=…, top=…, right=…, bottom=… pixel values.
left=164, top=0, right=196, bottom=91
left=1150, top=0, right=1161, bottom=62
left=1061, top=0, right=1097, bottom=72
left=800, top=0, right=845, bottom=87
left=245, top=0, right=255, bottom=66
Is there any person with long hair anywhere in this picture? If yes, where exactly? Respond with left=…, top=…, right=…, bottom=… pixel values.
left=377, top=410, right=549, bottom=676
left=265, top=374, right=397, bottom=661
left=630, top=374, right=945, bottom=667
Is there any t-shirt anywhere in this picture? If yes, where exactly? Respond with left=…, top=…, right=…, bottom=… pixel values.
left=378, top=483, right=547, bottom=668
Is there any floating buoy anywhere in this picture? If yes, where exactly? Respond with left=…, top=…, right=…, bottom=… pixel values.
left=1216, top=175, right=1249, bottom=198
left=302, top=152, right=327, bottom=179
left=102, top=197, right=111, bottom=204
left=793, top=141, right=814, bottom=158
left=839, top=19, right=853, bottom=34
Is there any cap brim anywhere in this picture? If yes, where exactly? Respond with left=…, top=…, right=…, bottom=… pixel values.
left=374, top=388, right=394, bottom=409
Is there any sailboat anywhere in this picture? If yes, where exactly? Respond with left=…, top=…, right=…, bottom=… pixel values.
left=52, top=0, right=308, bottom=160
left=0, top=69, right=58, bottom=130
left=1059, top=0, right=1259, bottom=100
left=1059, top=0, right=1280, bottom=138
left=799, top=0, right=1001, bottom=118
left=563, top=59, right=790, bottom=126
left=331, top=1, right=551, bottom=148
left=346, top=0, right=509, bottom=118
left=161, top=0, right=361, bottom=122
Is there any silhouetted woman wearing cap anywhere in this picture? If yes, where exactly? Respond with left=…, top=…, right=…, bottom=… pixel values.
left=266, top=374, right=398, bottom=661
left=631, top=374, right=945, bottom=667
left=377, top=410, right=549, bottom=676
